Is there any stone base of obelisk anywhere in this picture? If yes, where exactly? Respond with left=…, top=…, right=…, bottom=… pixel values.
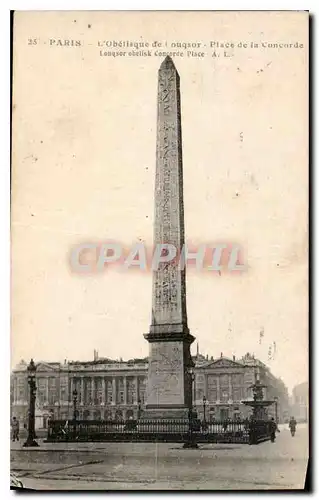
left=141, top=406, right=190, bottom=420
left=142, top=331, right=194, bottom=420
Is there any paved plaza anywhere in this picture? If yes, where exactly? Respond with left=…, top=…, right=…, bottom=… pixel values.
left=10, top=424, right=308, bottom=490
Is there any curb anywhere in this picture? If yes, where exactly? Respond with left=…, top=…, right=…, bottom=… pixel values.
left=11, top=448, right=106, bottom=453
left=24, top=474, right=156, bottom=484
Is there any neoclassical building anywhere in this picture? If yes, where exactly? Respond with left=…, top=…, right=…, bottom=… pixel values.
left=291, top=381, right=308, bottom=422
left=11, top=351, right=289, bottom=429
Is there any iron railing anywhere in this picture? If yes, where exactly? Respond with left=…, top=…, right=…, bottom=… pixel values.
left=46, top=418, right=272, bottom=445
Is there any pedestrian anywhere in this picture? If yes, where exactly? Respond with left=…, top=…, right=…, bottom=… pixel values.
left=270, top=417, right=279, bottom=443
left=12, top=417, right=19, bottom=442
left=289, top=416, right=297, bottom=437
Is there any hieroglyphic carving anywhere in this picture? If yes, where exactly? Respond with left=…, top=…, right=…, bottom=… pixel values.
left=152, top=59, right=185, bottom=324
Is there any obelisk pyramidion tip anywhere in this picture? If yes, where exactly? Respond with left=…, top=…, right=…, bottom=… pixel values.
left=160, top=55, right=177, bottom=71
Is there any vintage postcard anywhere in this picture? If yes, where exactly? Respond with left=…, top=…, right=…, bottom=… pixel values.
left=11, top=11, right=309, bottom=491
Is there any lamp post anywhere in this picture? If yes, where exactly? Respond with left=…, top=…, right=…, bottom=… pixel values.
left=72, top=389, right=78, bottom=439
left=203, top=395, right=207, bottom=423
left=189, top=367, right=195, bottom=406
left=73, top=389, right=78, bottom=421
left=137, top=399, right=141, bottom=420
left=274, top=396, right=278, bottom=424
left=202, top=395, right=208, bottom=431
left=23, top=359, right=39, bottom=447
left=183, top=367, right=198, bottom=449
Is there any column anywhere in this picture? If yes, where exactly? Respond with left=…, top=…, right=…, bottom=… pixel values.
left=101, top=378, right=106, bottom=405
left=112, top=377, right=116, bottom=405
left=80, top=377, right=84, bottom=405
left=204, top=375, right=208, bottom=398
left=46, top=377, right=49, bottom=405
left=228, top=374, right=233, bottom=402
left=91, top=377, right=95, bottom=405
left=135, top=376, right=139, bottom=403
left=56, top=372, right=61, bottom=409
left=123, top=377, right=127, bottom=405
left=70, top=377, right=74, bottom=404
left=216, top=377, right=220, bottom=403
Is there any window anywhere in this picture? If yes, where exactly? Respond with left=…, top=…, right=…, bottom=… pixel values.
left=232, top=374, right=244, bottom=386
left=37, top=378, right=47, bottom=404
left=85, top=379, right=96, bottom=405
left=196, top=388, right=204, bottom=400
left=139, top=378, right=146, bottom=403
left=17, top=377, right=27, bottom=401
left=208, top=389, right=217, bottom=402
left=117, top=378, right=124, bottom=404
left=127, top=378, right=136, bottom=404
left=60, top=377, right=68, bottom=402
left=106, top=380, right=113, bottom=403
left=233, top=389, right=242, bottom=402
left=95, top=378, right=103, bottom=405
left=221, top=391, right=229, bottom=403
left=48, top=377, right=57, bottom=405
left=207, top=376, right=217, bottom=401
left=220, top=375, right=228, bottom=386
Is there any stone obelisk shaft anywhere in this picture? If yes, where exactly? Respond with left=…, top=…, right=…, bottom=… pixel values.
left=144, top=57, right=194, bottom=418
left=151, top=55, right=188, bottom=334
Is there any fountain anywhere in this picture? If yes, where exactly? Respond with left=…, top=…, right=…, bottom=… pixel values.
left=242, top=379, right=275, bottom=420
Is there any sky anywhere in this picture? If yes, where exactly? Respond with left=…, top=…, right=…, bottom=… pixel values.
left=11, top=11, right=308, bottom=394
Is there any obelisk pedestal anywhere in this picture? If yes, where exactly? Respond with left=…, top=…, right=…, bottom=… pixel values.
left=143, top=57, right=195, bottom=419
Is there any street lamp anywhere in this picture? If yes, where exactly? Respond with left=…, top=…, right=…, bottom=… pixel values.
left=203, top=395, right=207, bottom=420
left=72, top=389, right=78, bottom=440
left=183, top=367, right=198, bottom=449
left=202, top=395, right=208, bottom=431
left=274, top=396, right=278, bottom=424
left=23, top=359, right=39, bottom=447
left=137, top=399, right=142, bottom=420
left=188, top=367, right=195, bottom=405
left=73, top=389, right=78, bottom=421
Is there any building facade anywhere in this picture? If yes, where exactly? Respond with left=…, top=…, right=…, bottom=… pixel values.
left=11, top=352, right=289, bottom=429
left=291, top=381, right=308, bottom=422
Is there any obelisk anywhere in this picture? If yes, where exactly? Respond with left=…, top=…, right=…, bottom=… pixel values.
left=144, top=57, right=195, bottom=419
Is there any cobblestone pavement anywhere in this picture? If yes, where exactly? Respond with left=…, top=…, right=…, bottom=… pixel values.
left=11, top=425, right=308, bottom=490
